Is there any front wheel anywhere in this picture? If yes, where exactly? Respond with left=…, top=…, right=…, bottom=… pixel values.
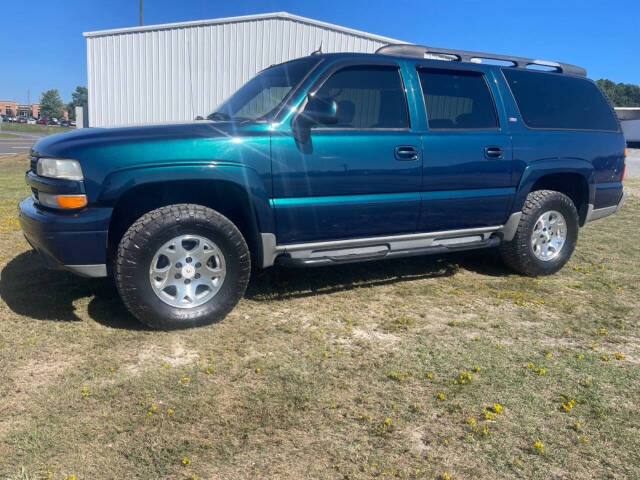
left=500, top=190, right=578, bottom=276
left=115, top=204, right=251, bottom=330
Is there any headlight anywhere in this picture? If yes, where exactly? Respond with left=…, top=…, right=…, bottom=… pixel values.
left=36, top=158, right=83, bottom=181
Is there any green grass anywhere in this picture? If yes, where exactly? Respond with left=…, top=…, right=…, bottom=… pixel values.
left=0, top=122, right=70, bottom=135
left=0, top=154, right=638, bottom=479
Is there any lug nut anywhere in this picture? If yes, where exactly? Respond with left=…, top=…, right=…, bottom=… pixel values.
left=175, top=273, right=181, bottom=279
left=184, top=279, right=191, bottom=284
left=186, top=257, right=192, bottom=263
left=195, top=273, right=200, bottom=279
left=176, top=262, right=182, bottom=268
left=195, top=262, right=201, bottom=268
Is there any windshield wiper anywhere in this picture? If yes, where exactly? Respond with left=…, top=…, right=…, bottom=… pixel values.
left=207, top=111, right=231, bottom=121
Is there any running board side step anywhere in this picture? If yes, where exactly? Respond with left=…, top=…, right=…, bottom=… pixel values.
left=272, top=228, right=502, bottom=268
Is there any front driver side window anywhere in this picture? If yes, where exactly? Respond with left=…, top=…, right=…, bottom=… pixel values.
left=314, top=65, right=409, bottom=129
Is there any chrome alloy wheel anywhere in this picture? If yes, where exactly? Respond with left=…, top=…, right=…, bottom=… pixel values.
left=149, top=234, right=226, bottom=308
left=530, top=210, right=567, bottom=261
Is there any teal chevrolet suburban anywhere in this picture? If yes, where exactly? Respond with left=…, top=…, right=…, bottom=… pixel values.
left=19, top=44, right=626, bottom=329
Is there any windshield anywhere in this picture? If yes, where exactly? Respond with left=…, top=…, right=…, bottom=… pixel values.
left=208, top=57, right=320, bottom=122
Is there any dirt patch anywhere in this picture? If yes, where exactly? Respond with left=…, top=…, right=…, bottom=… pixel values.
left=350, top=326, right=401, bottom=344
left=124, top=340, right=199, bottom=374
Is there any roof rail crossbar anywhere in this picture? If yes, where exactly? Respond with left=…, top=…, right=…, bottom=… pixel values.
left=375, top=44, right=587, bottom=77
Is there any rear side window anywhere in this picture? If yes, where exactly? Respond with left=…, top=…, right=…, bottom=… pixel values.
left=503, top=69, right=619, bottom=131
left=418, top=69, right=499, bottom=130
left=314, top=65, right=409, bottom=129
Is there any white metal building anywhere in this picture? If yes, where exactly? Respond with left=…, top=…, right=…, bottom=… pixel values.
left=83, top=12, right=402, bottom=127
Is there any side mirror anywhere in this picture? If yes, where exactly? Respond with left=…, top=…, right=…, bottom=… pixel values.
left=299, top=96, right=338, bottom=127
left=292, top=96, right=338, bottom=144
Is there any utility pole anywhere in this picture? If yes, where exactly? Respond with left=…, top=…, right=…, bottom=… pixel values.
left=139, top=0, right=143, bottom=26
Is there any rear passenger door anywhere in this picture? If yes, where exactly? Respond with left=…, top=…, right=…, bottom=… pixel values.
left=417, top=67, right=514, bottom=231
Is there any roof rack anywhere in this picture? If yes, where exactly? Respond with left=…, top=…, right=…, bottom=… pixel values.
left=375, top=44, right=586, bottom=77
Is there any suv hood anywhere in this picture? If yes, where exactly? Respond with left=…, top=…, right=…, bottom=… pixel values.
left=31, top=120, right=261, bottom=159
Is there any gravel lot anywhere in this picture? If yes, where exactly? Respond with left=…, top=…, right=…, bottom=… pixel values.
left=626, top=147, right=640, bottom=177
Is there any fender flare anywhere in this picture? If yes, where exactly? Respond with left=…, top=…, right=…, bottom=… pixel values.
left=511, top=158, right=595, bottom=216
left=98, top=162, right=275, bottom=265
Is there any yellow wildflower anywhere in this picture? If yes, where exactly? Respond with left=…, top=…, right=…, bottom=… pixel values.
left=561, top=399, right=575, bottom=412
left=437, top=392, right=445, bottom=401
left=493, top=403, right=503, bottom=414
left=532, top=441, right=544, bottom=454
left=182, top=457, right=190, bottom=466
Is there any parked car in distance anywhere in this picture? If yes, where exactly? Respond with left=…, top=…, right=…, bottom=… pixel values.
left=19, top=45, right=627, bottom=330
left=59, top=120, right=70, bottom=127
left=47, top=118, right=59, bottom=126
left=36, top=118, right=48, bottom=125
left=17, top=116, right=27, bottom=124
left=27, top=117, right=37, bottom=125
left=70, top=120, right=76, bottom=127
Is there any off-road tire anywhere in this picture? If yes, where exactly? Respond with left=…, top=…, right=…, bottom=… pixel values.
left=500, top=190, right=578, bottom=276
left=115, top=204, right=250, bottom=330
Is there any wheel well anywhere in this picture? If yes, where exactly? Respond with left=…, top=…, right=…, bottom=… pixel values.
left=107, top=180, right=261, bottom=267
left=530, top=173, right=590, bottom=225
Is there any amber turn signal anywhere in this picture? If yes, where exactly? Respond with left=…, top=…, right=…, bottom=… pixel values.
left=56, top=195, right=88, bottom=209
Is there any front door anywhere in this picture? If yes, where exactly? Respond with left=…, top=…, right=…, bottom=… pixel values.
left=417, top=67, right=514, bottom=231
left=271, top=63, right=422, bottom=244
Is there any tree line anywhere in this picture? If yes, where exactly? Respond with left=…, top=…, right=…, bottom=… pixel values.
left=596, top=79, right=640, bottom=107
left=39, top=86, right=87, bottom=120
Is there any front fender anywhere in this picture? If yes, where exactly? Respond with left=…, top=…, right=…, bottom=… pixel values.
left=512, top=158, right=595, bottom=214
left=97, top=162, right=275, bottom=235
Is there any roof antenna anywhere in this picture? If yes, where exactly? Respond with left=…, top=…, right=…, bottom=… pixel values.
left=311, top=42, right=322, bottom=55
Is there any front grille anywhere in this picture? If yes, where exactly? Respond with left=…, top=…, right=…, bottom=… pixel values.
left=29, top=154, right=38, bottom=172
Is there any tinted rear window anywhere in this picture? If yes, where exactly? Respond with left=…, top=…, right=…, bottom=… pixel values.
left=418, top=69, right=499, bottom=130
left=503, top=69, right=619, bottom=131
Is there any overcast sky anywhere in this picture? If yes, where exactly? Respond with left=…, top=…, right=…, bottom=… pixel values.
left=1, top=0, right=638, bottom=104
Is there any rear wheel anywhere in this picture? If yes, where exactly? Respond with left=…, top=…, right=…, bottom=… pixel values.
left=500, top=190, right=578, bottom=276
left=115, top=204, right=250, bottom=330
